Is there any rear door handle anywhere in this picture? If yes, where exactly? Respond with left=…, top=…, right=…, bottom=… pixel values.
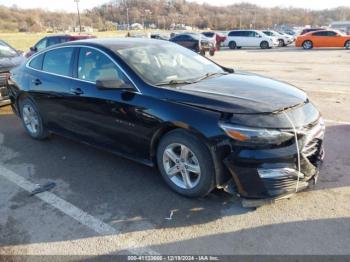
left=70, top=87, right=84, bottom=95
left=32, top=79, right=42, bottom=85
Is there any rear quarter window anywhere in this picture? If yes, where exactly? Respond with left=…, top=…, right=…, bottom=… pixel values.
left=29, top=53, right=44, bottom=70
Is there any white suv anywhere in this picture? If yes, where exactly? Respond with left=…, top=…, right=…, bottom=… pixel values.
left=224, top=30, right=279, bottom=49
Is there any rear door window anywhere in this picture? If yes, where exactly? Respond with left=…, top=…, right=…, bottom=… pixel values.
left=229, top=31, right=239, bottom=37
left=241, top=31, right=250, bottom=37
left=312, top=31, right=328, bottom=36
left=326, top=31, right=337, bottom=36
left=42, top=47, right=74, bottom=77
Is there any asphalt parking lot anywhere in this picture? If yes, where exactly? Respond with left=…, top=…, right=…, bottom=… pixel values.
left=0, top=46, right=349, bottom=256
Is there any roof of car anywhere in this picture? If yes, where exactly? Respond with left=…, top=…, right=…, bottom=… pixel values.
left=229, top=29, right=260, bottom=32
left=45, top=34, right=95, bottom=38
left=58, top=38, right=171, bottom=50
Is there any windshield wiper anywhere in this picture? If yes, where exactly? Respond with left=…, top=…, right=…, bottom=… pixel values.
left=155, top=72, right=228, bottom=86
left=155, top=79, right=194, bottom=86
left=193, top=72, right=228, bottom=83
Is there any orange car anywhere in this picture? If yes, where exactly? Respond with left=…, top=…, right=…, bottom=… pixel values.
left=296, top=30, right=350, bottom=49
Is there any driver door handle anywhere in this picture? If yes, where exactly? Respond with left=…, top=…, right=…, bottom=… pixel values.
left=70, top=87, right=84, bottom=95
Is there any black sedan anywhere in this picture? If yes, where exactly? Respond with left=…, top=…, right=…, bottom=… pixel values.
left=0, top=40, right=25, bottom=107
left=8, top=39, right=324, bottom=203
left=170, top=33, right=216, bottom=56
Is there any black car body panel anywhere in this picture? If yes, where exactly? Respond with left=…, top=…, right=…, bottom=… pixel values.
left=8, top=39, right=324, bottom=200
left=175, top=73, right=307, bottom=114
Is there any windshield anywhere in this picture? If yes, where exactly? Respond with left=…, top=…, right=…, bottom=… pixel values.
left=272, top=31, right=282, bottom=36
left=0, top=41, right=18, bottom=58
left=117, top=43, right=225, bottom=85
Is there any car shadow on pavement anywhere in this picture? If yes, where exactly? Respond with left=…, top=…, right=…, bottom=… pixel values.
left=314, top=124, right=350, bottom=192
left=114, top=217, right=350, bottom=255
left=0, top=114, right=250, bottom=242
left=0, top=113, right=349, bottom=244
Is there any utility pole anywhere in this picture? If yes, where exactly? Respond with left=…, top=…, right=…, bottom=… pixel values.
left=239, top=10, right=242, bottom=29
left=127, top=7, right=130, bottom=31
left=74, top=0, right=82, bottom=33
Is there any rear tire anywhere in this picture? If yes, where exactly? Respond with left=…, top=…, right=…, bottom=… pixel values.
left=157, top=129, right=215, bottom=198
left=199, top=49, right=206, bottom=56
left=19, top=97, right=49, bottom=140
left=229, top=41, right=236, bottom=49
left=302, top=40, right=313, bottom=49
left=209, top=49, right=215, bottom=56
left=260, top=41, right=269, bottom=49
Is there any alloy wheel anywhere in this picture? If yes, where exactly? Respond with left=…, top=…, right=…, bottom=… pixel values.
left=22, top=104, right=40, bottom=135
left=162, top=143, right=201, bottom=189
left=303, top=41, right=312, bottom=49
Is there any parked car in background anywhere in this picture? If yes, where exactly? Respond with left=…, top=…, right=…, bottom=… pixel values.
left=150, top=33, right=170, bottom=41
left=296, top=30, right=350, bottom=49
left=278, top=31, right=296, bottom=42
left=224, top=30, right=279, bottom=49
left=283, top=29, right=296, bottom=36
left=170, top=33, right=216, bottom=56
left=262, top=30, right=293, bottom=46
left=201, top=31, right=227, bottom=50
left=25, top=34, right=96, bottom=58
left=0, top=40, right=25, bottom=107
left=300, top=28, right=324, bottom=35
left=8, top=38, right=324, bottom=201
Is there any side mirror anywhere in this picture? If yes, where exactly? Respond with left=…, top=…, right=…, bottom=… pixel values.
left=30, top=46, right=37, bottom=52
left=257, top=35, right=262, bottom=38
left=96, top=79, right=132, bottom=90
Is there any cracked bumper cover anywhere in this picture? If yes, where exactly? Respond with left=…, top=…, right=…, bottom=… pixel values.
left=0, top=73, right=10, bottom=106
left=222, top=120, right=325, bottom=199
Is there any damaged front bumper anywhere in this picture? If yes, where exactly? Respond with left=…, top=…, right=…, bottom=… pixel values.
left=222, top=118, right=325, bottom=202
left=0, top=72, right=11, bottom=107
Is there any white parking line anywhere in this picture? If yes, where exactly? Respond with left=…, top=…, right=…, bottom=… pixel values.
left=0, top=165, right=157, bottom=255
left=325, top=119, right=350, bottom=125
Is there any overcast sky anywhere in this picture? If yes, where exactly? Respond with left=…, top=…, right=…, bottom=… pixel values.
left=0, top=0, right=349, bottom=12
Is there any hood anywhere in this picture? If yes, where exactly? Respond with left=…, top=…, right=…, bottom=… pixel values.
left=0, top=55, right=25, bottom=73
left=174, top=72, right=308, bottom=114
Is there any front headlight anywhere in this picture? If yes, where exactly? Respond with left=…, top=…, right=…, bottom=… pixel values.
left=219, top=123, right=294, bottom=145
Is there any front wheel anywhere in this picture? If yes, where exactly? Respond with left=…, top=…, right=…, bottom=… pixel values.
left=345, top=40, right=350, bottom=49
left=278, top=39, right=284, bottom=47
left=19, top=97, right=49, bottom=140
left=302, top=40, right=313, bottom=49
left=260, top=41, right=269, bottom=49
left=157, top=130, right=215, bottom=198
